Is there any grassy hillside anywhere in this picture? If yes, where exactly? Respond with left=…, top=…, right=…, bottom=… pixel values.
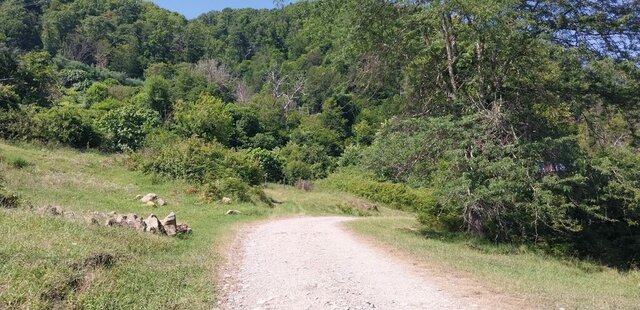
left=2, top=141, right=639, bottom=309
left=0, top=141, right=383, bottom=309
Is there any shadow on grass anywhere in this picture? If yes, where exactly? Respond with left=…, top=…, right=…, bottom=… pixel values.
left=395, top=225, right=629, bottom=273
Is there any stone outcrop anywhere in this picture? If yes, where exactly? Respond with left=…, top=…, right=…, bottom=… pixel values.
left=103, top=211, right=190, bottom=237
left=138, top=193, right=167, bottom=207
left=160, top=212, right=177, bottom=236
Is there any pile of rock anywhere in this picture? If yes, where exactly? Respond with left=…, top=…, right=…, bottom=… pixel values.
left=34, top=205, right=191, bottom=237
left=137, top=193, right=167, bottom=207
left=102, top=212, right=191, bottom=236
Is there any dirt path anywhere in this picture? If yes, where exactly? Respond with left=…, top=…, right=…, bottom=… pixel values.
left=218, top=217, right=518, bottom=310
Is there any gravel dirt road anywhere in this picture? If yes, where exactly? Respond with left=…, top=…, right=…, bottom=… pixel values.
left=218, top=217, right=524, bottom=310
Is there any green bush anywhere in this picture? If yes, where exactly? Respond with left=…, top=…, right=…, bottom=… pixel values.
left=171, top=95, right=234, bottom=146
left=318, top=168, right=434, bottom=212
left=85, top=82, right=109, bottom=105
left=138, top=137, right=264, bottom=186
left=278, top=142, right=335, bottom=183
left=203, top=177, right=251, bottom=202
left=10, top=157, right=29, bottom=169
left=247, top=148, right=285, bottom=182
left=223, top=152, right=264, bottom=186
left=98, top=105, right=161, bottom=151
left=0, top=107, right=37, bottom=140
left=58, top=68, right=90, bottom=87
left=283, top=160, right=314, bottom=183
left=360, top=115, right=640, bottom=267
left=36, top=106, right=102, bottom=148
left=0, top=84, right=19, bottom=109
left=138, top=137, right=225, bottom=183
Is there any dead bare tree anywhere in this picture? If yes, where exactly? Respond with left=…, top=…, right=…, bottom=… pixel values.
left=195, top=59, right=234, bottom=87
left=94, top=39, right=111, bottom=68
left=235, top=80, right=252, bottom=104
left=268, top=70, right=306, bottom=112
left=62, top=33, right=93, bottom=63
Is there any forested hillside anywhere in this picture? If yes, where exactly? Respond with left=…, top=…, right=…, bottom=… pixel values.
left=1, top=0, right=640, bottom=268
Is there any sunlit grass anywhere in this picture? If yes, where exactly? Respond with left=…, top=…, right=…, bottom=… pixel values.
left=346, top=217, right=640, bottom=310
left=0, top=141, right=364, bottom=309
left=2, top=141, right=638, bottom=309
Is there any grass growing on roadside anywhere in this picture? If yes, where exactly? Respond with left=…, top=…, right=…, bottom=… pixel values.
left=346, top=217, right=640, bottom=310
left=6, top=140, right=637, bottom=310
left=0, top=141, right=373, bottom=309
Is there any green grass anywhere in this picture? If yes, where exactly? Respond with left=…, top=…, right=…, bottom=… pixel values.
left=346, top=217, right=640, bottom=310
left=0, top=141, right=370, bottom=309
left=2, top=141, right=639, bottom=309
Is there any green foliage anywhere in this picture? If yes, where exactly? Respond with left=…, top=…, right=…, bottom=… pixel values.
left=278, top=142, right=335, bottom=183
left=138, top=137, right=264, bottom=186
left=143, top=77, right=172, bottom=119
left=85, top=82, right=109, bottom=105
left=352, top=120, right=375, bottom=145
left=36, top=106, right=102, bottom=148
left=247, top=148, right=285, bottom=183
left=98, top=105, right=161, bottom=151
left=364, top=115, right=640, bottom=267
left=16, top=52, right=58, bottom=106
left=0, top=106, right=38, bottom=140
left=10, top=157, right=30, bottom=169
left=171, top=95, right=234, bottom=146
left=289, top=115, right=342, bottom=156
left=0, top=84, right=19, bottom=109
left=222, top=151, right=264, bottom=186
left=0, top=0, right=639, bottom=267
left=228, top=105, right=262, bottom=148
left=203, top=177, right=251, bottom=202
left=319, top=168, right=434, bottom=212
left=0, top=0, right=40, bottom=50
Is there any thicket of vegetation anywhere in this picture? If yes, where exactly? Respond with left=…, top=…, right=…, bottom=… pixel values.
left=1, top=0, right=639, bottom=268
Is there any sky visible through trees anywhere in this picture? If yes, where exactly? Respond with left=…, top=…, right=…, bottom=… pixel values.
left=152, top=0, right=290, bottom=18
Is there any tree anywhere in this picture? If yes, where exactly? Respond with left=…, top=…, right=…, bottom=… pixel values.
left=144, top=76, right=172, bottom=119
left=171, top=95, right=234, bottom=146
left=99, top=104, right=161, bottom=151
left=16, top=51, right=58, bottom=106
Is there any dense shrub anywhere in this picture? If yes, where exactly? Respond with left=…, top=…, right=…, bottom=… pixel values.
left=363, top=115, right=640, bottom=267
left=138, top=137, right=264, bottom=185
left=318, top=168, right=433, bottom=212
left=203, top=177, right=251, bottom=202
left=228, top=105, right=262, bottom=148
left=0, top=84, right=19, bottom=109
left=58, top=68, right=90, bottom=87
left=171, top=95, right=234, bottom=145
left=36, top=106, right=102, bottom=148
left=0, top=107, right=37, bottom=140
left=283, top=160, right=314, bottom=183
left=278, top=142, right=335, bottom=183
left=98, top=105, right=161, bottom=151
left=85, top=82, right=109, bottom=105
left=54, top=57, right=142, bottom=86
left=247, top=148, right=285, bottom=182
left=223, top=152, right=264, bottom=186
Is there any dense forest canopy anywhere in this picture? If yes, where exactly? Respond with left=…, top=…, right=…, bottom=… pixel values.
left=1, top=0, right=639, bottom=268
